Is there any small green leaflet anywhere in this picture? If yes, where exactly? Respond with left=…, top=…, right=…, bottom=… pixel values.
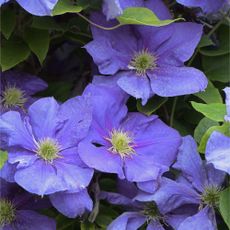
left=117, top=7, right=182, bottom=26
left=0, top=150, right=8, bottom=169
left=219, top=187, right=230, bottom=229
left=191, top=101, right=226, bottom=122
left=52, top=0, right=83, bottom=16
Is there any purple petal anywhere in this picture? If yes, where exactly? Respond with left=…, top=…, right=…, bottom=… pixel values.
left=137, top=179, right=161, bottom=194
left=130, top=117, right=181, bottom=167
left=56, top=95, right=92, bottom=149
left=0, top=162, right=16, bottom=182
left=0, top=111, right=36, bottom=150
left=103, top=0, right=123, bottom=20
left=78, top=141, right=124, bottom=179
left=14, top=159, right=93, bottom=195
left=178, top=206, right=216, bottom=230
left=28, top=97, right=61, bottom=140
left=224, top=87, right=230, bottom=121
left=150, top=66, right=208, bottom=97
left=1, top=71, right=47, bottom=95
left=173, top=136, right=206, bottom=192
left=117, top=73, right=151, bottom=105
left=148, top=178, right=200, bottom=214
left=16, top=0, right=58, bottom=16
left=99, top=191, right=134, bottom=206
left=157, top=23, right=203, bottom=63
left=8, top=149, right=38, bottom=168
left=206, top=131, right=230, bottom=175
left=107, top=212, right=146, bottom=230
left=147, top=221, right=164, bottom=230
left=50, top=189, right=92, bottom=218
left=15, top=210, right=56, bottom=230
left=176, top=0, right=226, bottom=13
left=124, top=156, right=167, bottom=182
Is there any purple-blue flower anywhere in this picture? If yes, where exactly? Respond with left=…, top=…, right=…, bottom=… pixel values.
left=137, top=136, right=226, bottom=229
left=85, top=8, right=207, bottom=104
left=0, top=178, right=56, bottom=229
left=100, top=179, right=194, bottom=230
left=0, top=96, right=93, bottom=196
left=0, top=71, right=47, bottom=114
left=176, top=0, right=228, bottom=13
left=78, top=84, right=181, bottom=185
left=0, top=0, right=58, bottom=16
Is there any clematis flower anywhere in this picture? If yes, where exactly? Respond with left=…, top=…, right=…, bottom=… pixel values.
left=137, top=136, right=226, bottom=229
left=100, top=179, right=195, bottom=230
left=85, top=8, right=207, bottom=105
left=0, top=71, right=47, bottom=114
left=0, top=0, right=58, bottom=16
left=0, top=96, right=93, bottom=196
left=176, top=0, right=228, bottom=13
left=0, top=178, right=56, bottom=229
left=102, top=0, right=171, bottom=20
left=78, top=84, right=181, bottom=185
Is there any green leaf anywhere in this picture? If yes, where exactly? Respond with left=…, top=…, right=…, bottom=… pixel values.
left=200, top=25, right=229, bottom=56
left=52, top=0, right=83, bottom=16
left=194, top=118, right=219, bottom=143
left=191, top=101, right=226, bottom=122
left=0, top=8, right=16, bottom=39
left=137, top=96, right=168, bottom=116
left=32, top=17, right=63, bottom=31
left=0, top=38, right=30, bottom=71
left=202, top=54, right=230, bottom=83
left=198, top=122, right=229, bottom=153
left=219, top=187, right=230, bottom=229
left=80, top=222, right=95, bottom=230
left=0, top=150, right=8, bottom=169
left=24, top=27, right=50, bottom=64
left=198, top=35, right=214, bottom=48
left=194, top=81, right=222, bottom=104
left=117, top=7, right=181, bottom=26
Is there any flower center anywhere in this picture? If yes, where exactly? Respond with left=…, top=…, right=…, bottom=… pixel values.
left=201, top=185, right=221, bottom=207
left=143, top=203, right=161, bottom=222
left=129, top=49, right=157, bottom=75
left=106, top=129, right=135, bottom=158
left=2, top=86, right=27, bottom=108
left=0, top=199, right=16, bottom=227
left=36, top=138, right=60, bottom=162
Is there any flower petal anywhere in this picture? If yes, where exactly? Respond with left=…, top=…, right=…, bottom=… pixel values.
left=50, top=189, right=92, bottom=218
left=15, top=210, right=56, bottom=230
left=107, top=212, right=146, bottom=230
left=173, top=136, right=206, bottom=192
left=78, top=141, right=124, bottom=179
left=178, top=206, right=216, bottom=230
left=149, top=66, right=208, bottom=97
left=206, top=131, right=230, bottom=175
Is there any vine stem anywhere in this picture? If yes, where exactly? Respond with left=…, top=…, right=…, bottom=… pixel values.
left=76, top=12, right=122, bottom=30
left=170, top=97, right=178, bottom=127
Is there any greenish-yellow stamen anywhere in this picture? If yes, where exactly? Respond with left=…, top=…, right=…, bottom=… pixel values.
left=201, top=185, right=221, bottom=208
left=0, top=199, right=16, bottom=227
left=142, top=203, right=161, bottom=223
left=129, top=49, right=157, bottom=75
left=36, top=138, right=60, bottom=162
left=106, top=130, right=135, bottom=158
left=2, top=86, right=27, bottom=108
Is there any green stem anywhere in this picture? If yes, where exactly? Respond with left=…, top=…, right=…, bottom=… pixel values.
left=76, top=12, right=122, bottom=30
left=207, top=16, right=225, bottom=37
left=170, top=97, right=178, bottom=127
